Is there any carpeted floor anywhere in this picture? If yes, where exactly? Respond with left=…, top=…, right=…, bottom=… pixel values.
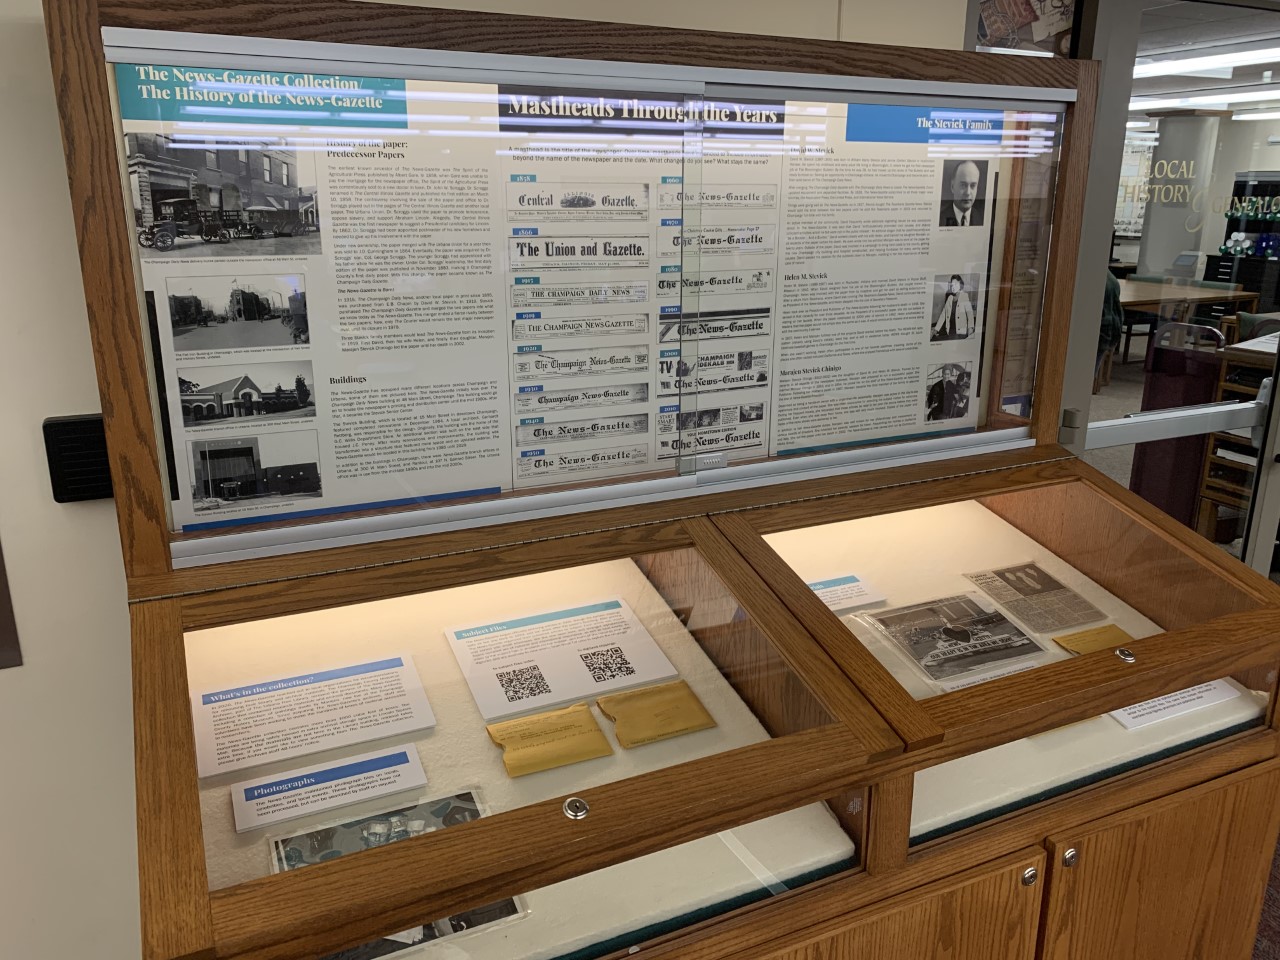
left=1256, top=842, right=1280, bottom=958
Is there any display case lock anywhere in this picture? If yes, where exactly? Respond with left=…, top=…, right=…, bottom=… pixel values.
left=1115, top=647, right=1137, bottom=663
left=563, top=797, right=590, bottom=820
left=1021, top=867, right=1039, bottom=886
left=1062, top=847, right=1078, bottom=867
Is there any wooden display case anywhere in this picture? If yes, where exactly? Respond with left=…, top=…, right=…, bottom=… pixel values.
left=41, top=1, right=1280, bottom=959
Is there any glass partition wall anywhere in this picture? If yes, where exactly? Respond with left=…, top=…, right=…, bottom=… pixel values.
left=1091, top=1, right=1280, bottom=574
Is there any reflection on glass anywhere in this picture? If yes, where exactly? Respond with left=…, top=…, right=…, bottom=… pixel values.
left=186, top=547, right=843, bottom=893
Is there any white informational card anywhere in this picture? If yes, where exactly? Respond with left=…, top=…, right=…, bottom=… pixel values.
left=230, top=744, right=428, bottom=833
left=806, top=574, right=884, bottom=611
left=191, top=655, right=435, bottom=778
left=1110, top=679, right=1244, bottom=731
left=447, top=599, right=677, bottom=720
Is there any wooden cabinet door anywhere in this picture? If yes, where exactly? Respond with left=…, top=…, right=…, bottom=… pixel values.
left=761, top=850, right=1045, bottom=960
left=1041, top=761, right=1280, bottom=960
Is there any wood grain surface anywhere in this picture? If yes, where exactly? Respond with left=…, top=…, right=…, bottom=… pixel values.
left=925, top=607, right=1280, bottom=747
left=44, top=0, right=172, bottom=576
left=1031, top=61, right=1099, bottom=445
left=758, top=848, right=1044, bottom=960
left=207, top=726, right=865, bottom=960
left=97, top=0, right=1082, bottom=90
left=655, top=519, right=902, bottom=760
left=711, top=511, right=944, bottom=751
left=864, top=773, right=913, bottom=876
left=131, top=600, right=214, bottom=960
left=1040, top=760, right=1280, bottom=960
left=630, top=732, right=1277, bottom=960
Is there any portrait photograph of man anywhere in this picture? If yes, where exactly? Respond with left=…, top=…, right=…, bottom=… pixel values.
left=938, top=158, right=988, bottom=227
left=930, top=272, right=979, bottom=342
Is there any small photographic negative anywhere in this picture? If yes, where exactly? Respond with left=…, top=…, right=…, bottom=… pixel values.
left=925, top=362, right=972, bottom=422
left=739, top=403, right=764, bottom=422
left=938, top=158, right=988, bottom=228
left=189, top=429, right=322, bottom=512
left=125, top=132, right=321, bottom=258
left=167, top=274, right=308, bottom=351
left=272, top=792, right=522, bottom=957
left=178, top=359, right=315, bottom=427
left=865, top=594, right=1043, bottom=682
left=929, top=273, right=979, bottom=341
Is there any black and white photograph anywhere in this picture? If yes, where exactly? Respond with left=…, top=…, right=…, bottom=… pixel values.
left=865, top=594, right=1044, bottom=682
left=965, top=563, right=1106, bottom=634
left=924, top=361, right=972, bottom=422
left=178, top=360, right=315, bottom=427
left=272, top=792, right=522, bottom=956
left=739, top=402, right=764, bottom=422
left=938, top=158, right=988, bottom=227
left=124, top=132, right=321, bottom=258
left=166, top=274, right=308, bottom=351
left=929, top=273, right=980, bottom=342
left=189, top=430, right=322, bottom=513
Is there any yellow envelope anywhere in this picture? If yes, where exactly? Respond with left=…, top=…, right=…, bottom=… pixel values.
left=1054, top=623, right=1135, bottom=656
left=486, top=702, right=612, bottom=778
left=597, top=680, right=717, bottom=748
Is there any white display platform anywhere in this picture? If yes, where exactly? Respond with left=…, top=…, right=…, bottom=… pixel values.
left=186, top=558, right=855, bottom=959
left=764, top=500, right=1266, bottom=840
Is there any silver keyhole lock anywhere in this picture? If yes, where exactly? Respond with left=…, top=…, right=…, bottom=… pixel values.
left=1022, top=866, right=1039, bottom=886
left=1062, top=847, right=1079, bottom=867
left=1115, top=647, right=1137, bottom=663
left=563, top=797, right=590, bottom=820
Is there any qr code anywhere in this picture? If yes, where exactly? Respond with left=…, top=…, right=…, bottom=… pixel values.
left=580, top=646, right=636, bottom=683
left=496, top=664, right=552, bottom=703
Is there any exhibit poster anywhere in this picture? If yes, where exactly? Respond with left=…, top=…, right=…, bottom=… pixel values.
left=112, top=64, right=1057, bottom=531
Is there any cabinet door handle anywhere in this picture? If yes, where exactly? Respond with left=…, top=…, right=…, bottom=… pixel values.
left=1062, top=847, right=1079, bottom=867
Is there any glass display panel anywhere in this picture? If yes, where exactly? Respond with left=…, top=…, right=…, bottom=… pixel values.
left=761, top=481, right=1273, bottom=834
left=763, top=485, right=1266, bottom=698
left=109, top=53, right=1065, bottom=544
left=184, top=545, right=849, bottom=892
left=288, top=790, right=858, bottom=960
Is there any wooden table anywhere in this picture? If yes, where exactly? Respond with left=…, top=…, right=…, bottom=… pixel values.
left=1119, top=279, right=1260, bottom=313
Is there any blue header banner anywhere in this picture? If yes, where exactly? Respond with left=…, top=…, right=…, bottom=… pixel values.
left=807, top=575, right=861, bottom=591
left=846, top=105, right=1005, bottom=144
left=201, top=658, right=404, bottom=705
left=115, top=63, right=408, bottom=128
left=455, top=600, right=621, bottom=640
left=243, top=751, right=411, bottom=801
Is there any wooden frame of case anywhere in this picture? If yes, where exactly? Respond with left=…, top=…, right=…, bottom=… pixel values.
left=44, top=2, right=1280, bottom=960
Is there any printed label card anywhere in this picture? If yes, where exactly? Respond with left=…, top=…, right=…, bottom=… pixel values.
left=447, top=599, right=677, bottom=721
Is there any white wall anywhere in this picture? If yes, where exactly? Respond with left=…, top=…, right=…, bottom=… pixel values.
left=0, top=2, right=965, bottom=958
left=0, top=2, right=139, bottom=958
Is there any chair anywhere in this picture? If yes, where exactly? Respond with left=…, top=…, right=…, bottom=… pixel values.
left=1120, top=274, right=1168, bottom=363
left=1235, top=310, right=1280, bottom=342
left=1123, top=294, right=1191, bottom=363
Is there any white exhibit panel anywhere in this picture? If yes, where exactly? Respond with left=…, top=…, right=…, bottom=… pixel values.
left=185, top=557, right=856, bottom=958
left=764, top=500, right=1268, bottom=839
left=103, top=40, right=1065, bottom=564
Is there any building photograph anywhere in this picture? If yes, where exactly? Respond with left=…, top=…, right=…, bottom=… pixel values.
left=166, top=274, right=309, bottom=351
left=189, top=430, right=322, bottom=511
left=124, top=132, right=321, bottom=258
left=177, top=360, right=315, bottom=427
